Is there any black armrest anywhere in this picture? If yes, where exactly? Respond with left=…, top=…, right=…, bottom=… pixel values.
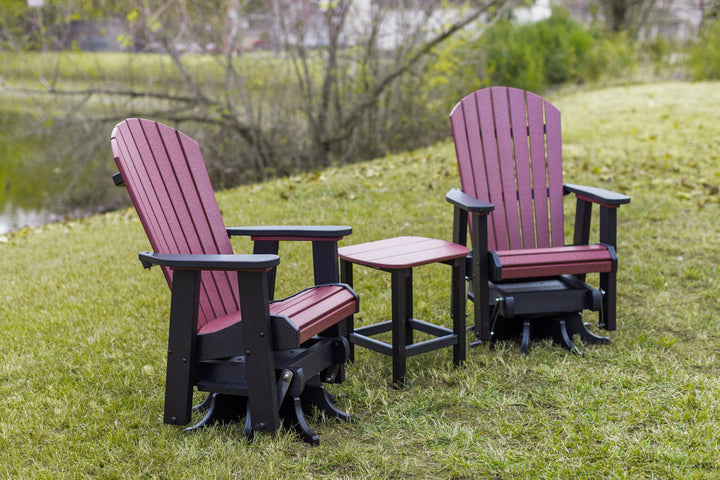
left=565, top=184, right=629, bottom=249
left=226, top=226, right=349, bottom=297
left=564, top=184, right=630, bottom=206
left=445, top=188, right=494, bottom=214
left=227, top=225, right=352, bottom=239
left=139, top=251, right=280, bottom=271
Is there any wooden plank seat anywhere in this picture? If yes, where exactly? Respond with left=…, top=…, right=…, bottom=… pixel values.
left=489, top=244, right=616, bottom=281
left=197, top=285, right=357, bottom=342
left=338, top=236, right=469, bottom=386
left=111, top=118, right=358, bottom=444
left=448, top=87, right=630, bottom=354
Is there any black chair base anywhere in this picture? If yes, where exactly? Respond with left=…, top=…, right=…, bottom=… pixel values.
left=186, top=380, right=353, bottom=445
left=472, top=312, right=610, bottom=355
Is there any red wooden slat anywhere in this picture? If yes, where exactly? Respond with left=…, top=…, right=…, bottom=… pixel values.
left=338, top=235, right=428, bottom=255
left=197, top=310, right=241, bottom=335
left=115, top=121, right=176, bottom=255
left=449, top=101, right=477, bottom=204
left=270, top=286, right=357, bottom=343
left=451, top=90, right=497, bottom=249
left=134, top=120, right=231, bottom=324
left=477, top=90, right=509, bottom=250
left=270, top=285, right=347, bottom=312
left=544, top=100, right=565, bottom=247
left=129, top=120, right=182, bottom=243
left=155, top=122, right=240, bottom=317
left=499, top=248, right=611, bottom=266
left=128, top=121, right=193, bottom=261
left=526, top=92, right=551, bottom=247
left=338, top=236, right=432, bottom=255
left=495, top=245, right=613, bottom=280
left=141, top=121, right=226, bottom=324
left=500, top=261, right=613, bottom=280
left=176, top=131, right=234, bottom=254
left=117, top=121, right=213, bottom=323
left=294, top=299, right=357, bottom=344
left=498, top=244, right=609, bottom=256
left=198, top=286, right=357, bottom=345
left=502, top=257, right=611, bottom=269
left=490, top=87, right=523, bottom=249
left=149, top=123, right=209, bottom=254
left=508, top=88, right=536, bottom=249
left=112, top=122, right=176, bottom=290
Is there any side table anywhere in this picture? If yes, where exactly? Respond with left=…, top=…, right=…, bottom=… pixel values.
left=338, top=236, right=469, bottom=386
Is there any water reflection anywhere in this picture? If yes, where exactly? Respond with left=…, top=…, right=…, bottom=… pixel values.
left=0, top=203, right=53, bottom=234
left=0, top=159, right=54, bottom=234
left=1, top=111, right=51, bottom=234
left=0, top=165, right=123, bottom=235
left=0, top=124, right=125, bottom=235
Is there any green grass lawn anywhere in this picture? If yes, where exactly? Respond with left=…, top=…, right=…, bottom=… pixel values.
left=1, top=82, right=719, bottom=479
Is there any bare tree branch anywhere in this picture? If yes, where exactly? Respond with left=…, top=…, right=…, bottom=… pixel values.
left=333, top=0, right=521, bottom=145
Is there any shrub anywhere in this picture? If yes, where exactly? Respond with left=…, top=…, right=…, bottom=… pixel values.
left=429, top=8, right=638, bottom=95
left=688, top=20, right=720, bottom=80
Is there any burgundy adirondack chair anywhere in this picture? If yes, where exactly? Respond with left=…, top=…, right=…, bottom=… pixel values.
left=111, top=118, right=359, bottom=444
left=447, top=87, right=630, bottom=354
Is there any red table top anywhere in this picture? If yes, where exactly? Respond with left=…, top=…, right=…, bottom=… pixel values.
left=338, top=236, right=469, bottom=269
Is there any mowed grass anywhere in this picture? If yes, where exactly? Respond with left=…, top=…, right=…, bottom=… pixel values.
left=1, top=82, right=719, bottom=479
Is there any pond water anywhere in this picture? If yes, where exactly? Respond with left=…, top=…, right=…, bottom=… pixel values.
left=0, top=203, right=54, bottom=234
left=0, top=121, right=124, bottom=235
left=0, top=162, right=74, bottom=234
left=1, top=132, right=58, bottom=234
left=0, top=161, right=123, bottom=234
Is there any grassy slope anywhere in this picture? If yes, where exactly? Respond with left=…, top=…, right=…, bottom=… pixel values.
left=1, top=82, right=719, bottom=479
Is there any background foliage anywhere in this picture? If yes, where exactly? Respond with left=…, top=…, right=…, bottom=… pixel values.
left=3, top=1, right=720, bottom=224
left=428, top=8, right=639, bottom=100
left=1, top=3, right=648, bottom=219
left=689, top=20, right=720, bottom=80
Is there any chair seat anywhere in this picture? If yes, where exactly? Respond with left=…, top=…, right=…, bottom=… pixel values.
left=490, top=244, right=616, bottom=281
left=198, top=285, right=358, bottom=344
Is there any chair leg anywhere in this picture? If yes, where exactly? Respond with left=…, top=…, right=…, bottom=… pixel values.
left=300, top=383, right=355, bottom=423
left=278, top=378, right=354, bottom=446
left=472, top=278, right=492, bottom=343
left=243, top=404, right=254, bottom=441
left=390, top=268, right=412, bottom=387
left=185, top=393, right=247, bottom=431
left=280, top=396, right=320, bottom=445
left=553, top=317, right=583, bottom=355
left=339, top=259, right=356, bottom=363
left=564, top=313, right=610, bottom=345
left=451, top=256, right=466, bottom=366
left=600, top=271, right=617, bottom=331
left=520, top=319, right=531, bottom=355
left=192, top=393, right=214, bottom=412
left=164, top=270, right=201, bottom=426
